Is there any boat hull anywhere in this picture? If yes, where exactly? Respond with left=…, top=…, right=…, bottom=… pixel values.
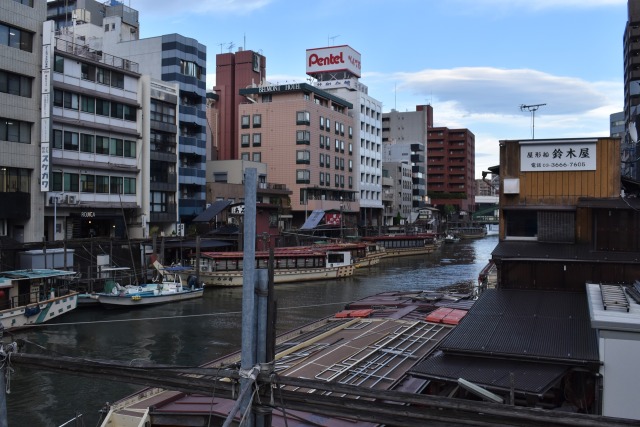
left=0, top=293, right=78, bottom=331
left=192, top=264, right=354, bottom=287
left=379, top=245, right=439, bottom=259
left=98, top=289, right=204, bottom=307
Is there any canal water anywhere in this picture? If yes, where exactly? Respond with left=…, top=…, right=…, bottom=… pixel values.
left=7, top=235, right=498, bottom=427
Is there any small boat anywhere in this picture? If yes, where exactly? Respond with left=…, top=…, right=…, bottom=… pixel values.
left=96, top=264, right=203, bottom=307
left=0, top=269, right=79, bottom=331
left=184, top=247, right=355, bottom=287
left=444, top=234, right=460, bottom=243
left=448, top=223, right=488, bottom=240
left=360, top=233, right=440, bottom=258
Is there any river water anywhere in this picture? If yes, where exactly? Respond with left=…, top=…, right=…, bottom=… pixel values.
left=7, top=235, right=498, bottom=427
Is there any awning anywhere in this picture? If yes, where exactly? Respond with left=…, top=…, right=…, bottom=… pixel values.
left=192, top=200, right=232, bottom=222
left=300, top=210, right=325, bottom=230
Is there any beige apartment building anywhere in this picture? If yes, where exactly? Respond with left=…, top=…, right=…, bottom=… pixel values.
left=238, top=83, right=357, bottom=227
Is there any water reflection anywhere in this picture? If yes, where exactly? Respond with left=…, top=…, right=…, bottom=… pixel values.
left=8, top=236, right=497, bottom=426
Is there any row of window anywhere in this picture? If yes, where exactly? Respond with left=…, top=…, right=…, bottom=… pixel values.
left=52, top=129, right=136, bottom=157
left=240, top=152, right=261, bottom=162
left=0, top=23, right=33, bottom=52
left=317, top=153, right=351, bottom=171
left=241, top=114, right=261, bottom=128
left=151, top=101, right=176, bottom=124
left=150, top=191, right=174, bottom=213
left=53, top=89, right=137, bottom=121
left=0, top=70, right=32, bottom=98
left=13, top=0, right=33, bottom=6
left=53, top=54, right=127, bottom=90
left=50, top=172, right=136, bottom=194
left=240, top=133, right=261, bottom=147
left=295, top=170, right=351, bottom=188
left=0, top=117, right=30, bottom=143
left=0, top=167, right=29, bottom=193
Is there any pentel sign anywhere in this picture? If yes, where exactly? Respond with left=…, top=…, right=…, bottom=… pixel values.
left=306, top=45, right=361, bottom=78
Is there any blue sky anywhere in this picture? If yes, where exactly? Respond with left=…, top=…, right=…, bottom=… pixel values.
left=130, top=0, right=626, bottom=177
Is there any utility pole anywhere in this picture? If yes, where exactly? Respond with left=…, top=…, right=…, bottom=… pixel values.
left=520, top=103, right=546, bottom=139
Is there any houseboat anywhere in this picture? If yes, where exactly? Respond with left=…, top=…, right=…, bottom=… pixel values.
left=0, top=269, right=78, bottom=331
left=447, top=223, right=488, bottom=239
left=360, top=233, right=440, bottom=258
left=186, top=247, right=355, bottom=287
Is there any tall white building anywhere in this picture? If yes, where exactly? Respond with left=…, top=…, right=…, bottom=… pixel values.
left=306, top=45, right=383, bottom=232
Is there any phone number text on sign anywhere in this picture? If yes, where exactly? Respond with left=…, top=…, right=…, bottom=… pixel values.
left=520, top=141, right=596, bottom=172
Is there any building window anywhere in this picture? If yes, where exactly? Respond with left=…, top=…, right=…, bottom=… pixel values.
left=319, top=135, right=325, bottom=148
left=349, top=126, right=353, bottom=138
left=0, top=118, right=30, bottom=143
left=241, top=134, right=250, bottom=147
left=296, top=130, right=310, bottom=145
left=0, top=70, right=32, bottom=98
left=319, top=116, right=325, bottom=130
left=96, top=175, right=109, bottom=193
left=150, top=100, right=176, bottom=124
left=252, top=114, right=261, bottom=128
left=335, top=174, right=340, bottom=188
left=296, top=111, right=310, bottom=125
left=241, top=115, right=250, bottom=128
left=110, top=138, right=123, bottom=156
left=335, top=156, right=339, bottom=169
left=213, top=172, right=228, bottom=183
left=80, top=134, right=94, bottom=153
left=319, top=172, right=325, bottom=186
left=0, top=167, right=30, bottom=192
left=96, top=98, right=110, bottom=116
left=262, top=94, right=272, bottom=103
left=0, top=24, right=33, bottom=52
left=296, top=169, right=310, bottom=184
left=252, top=152, right=261, bottom=162
left=180, top=60, right=202, bottom=79
left=504, top=210, right=538, bottom=240
left=348, top=176, right=353, bottom=188
left=349, top=159, right=353, bottom=171
left=335, top=121, right=340, bottom=135
left=96, top=136, right=109, bottom=154
left=13, top=0, right=34, bottom=7
left=81, top=95, right=95, bottom=113
left=64, top=92, right=79, bottom=110
left=335, top=139, right=339, bottom=152
left=63, top=131, right=79, bottom=151
left=296, top=150, right=310, bottom=164
left=340, top=175, right=345, bottom=188
left=124, top=177, right=136, bottom=194
left=124, top=140, right=136, bottom=158
left=81, top=174, right=95, bottom=193
left=326, top=155, right=331, bottom=169
left=340, top=158, right=344, bottom=170
left=240, top=152, right=250, bottom=160
left=340, top=123, right=345, bottom=136
left=63, top=173, right=80, bottom=192
left=348, top=142, right=353, bottom=154
left=53, top=54, right=64, bottom=73
left=326, top=173, right=330, bottom=186
left=326, top=118, right=330, bottom=131
left=252, top=133, right=262, bottom=146
left=110, top=176, right=123, bottom=194
left=150, top=192, right=169, bottom=213
left=319, top=153, right=324, bottom=167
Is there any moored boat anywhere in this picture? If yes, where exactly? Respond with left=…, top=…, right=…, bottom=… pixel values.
left=444, top=234, right=460, bottom=243
left=447, top=222, right=488, bottom=239
left=0, top=269, right=78, bottom=331
left=360, top=233, right=440, bottom=258
left=96, top=265, right=203, bottom=307
left=186, top=247, right=355, bottom=287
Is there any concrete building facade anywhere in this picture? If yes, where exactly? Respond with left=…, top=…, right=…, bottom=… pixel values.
left=381, top=162, right=413, bottom=226
left=0, top=0, right=46, bottom=243
left=383, top=142, right=427, bottom=210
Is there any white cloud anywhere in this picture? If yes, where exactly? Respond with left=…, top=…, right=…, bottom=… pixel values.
left=450, top=0, right=625, bottom=12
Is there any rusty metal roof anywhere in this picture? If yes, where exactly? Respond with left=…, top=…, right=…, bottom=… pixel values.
left=437, top=289, right=599, bottom=365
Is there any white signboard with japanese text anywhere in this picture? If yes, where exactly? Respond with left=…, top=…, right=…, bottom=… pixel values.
left=520, top=140, right=597, bottom=172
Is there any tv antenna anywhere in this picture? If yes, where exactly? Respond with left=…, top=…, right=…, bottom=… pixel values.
left=519, top=103, right=546, bottom=139
left=328, top=34, right=340, bottom=46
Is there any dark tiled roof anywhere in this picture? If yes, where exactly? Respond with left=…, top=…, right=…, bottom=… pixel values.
left=192, top=200, right=231, bottom=222
left=438, top=289, right=599, bottom=365
left=491, top=241, right=640, bottom=263
left=411, top=351, right=568, bottom=395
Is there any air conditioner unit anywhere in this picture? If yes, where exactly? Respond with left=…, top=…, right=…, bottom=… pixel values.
left=49, top=195, right=63, bottom=205
left=66, top=195, right=78, bottom=205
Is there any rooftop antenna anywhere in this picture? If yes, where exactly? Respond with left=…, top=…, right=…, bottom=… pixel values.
left=519, top=103, right=546, bottom=139
left=218, top=42, right=231, bottom=54
left=228, top=42, right=235, bottom=52
left=328, top=34, right=339, bottom=46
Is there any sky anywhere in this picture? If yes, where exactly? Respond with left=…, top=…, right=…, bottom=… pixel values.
left=127, top=0, right=627, bottom=178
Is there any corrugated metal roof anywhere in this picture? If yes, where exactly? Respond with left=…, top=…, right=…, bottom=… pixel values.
left=411, top=351, right=568, bottom=395
left=491, top=241, right=640, bottom=263
left=191, top=200, right=231, bottom=222
left=438, top=289, right=599, bottom=365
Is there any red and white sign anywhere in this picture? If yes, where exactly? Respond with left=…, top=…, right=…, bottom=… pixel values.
left=306, top=45, right=361, bottom=78
left=325, top=213, right=341, bottom=226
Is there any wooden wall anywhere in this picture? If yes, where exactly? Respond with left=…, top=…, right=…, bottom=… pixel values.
left=500, top=138, right=620, bottom=206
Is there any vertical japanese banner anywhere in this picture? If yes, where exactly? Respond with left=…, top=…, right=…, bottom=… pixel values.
left=41, top=21, right=54, bottom=192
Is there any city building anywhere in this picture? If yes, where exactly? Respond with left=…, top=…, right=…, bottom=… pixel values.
left=47, top=22, right=144, bottom=240
left=55, top=1, right=209, bottom=226
left=427, top=122, right=476, bottom=214
left=307, top=45, right=383, bottom=232
left=624, top=0, right=640, bottom=180
left=212, top=49, right=266, bottom=161
left=382, top=106, right=430, bottom=211
left=0, top=0, right=46, bottom=243
left=236, top=82, right=356, bottom=229
left=381, top=162, right=412, bottom=226
left=382, top=142, right=427, bottom=210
